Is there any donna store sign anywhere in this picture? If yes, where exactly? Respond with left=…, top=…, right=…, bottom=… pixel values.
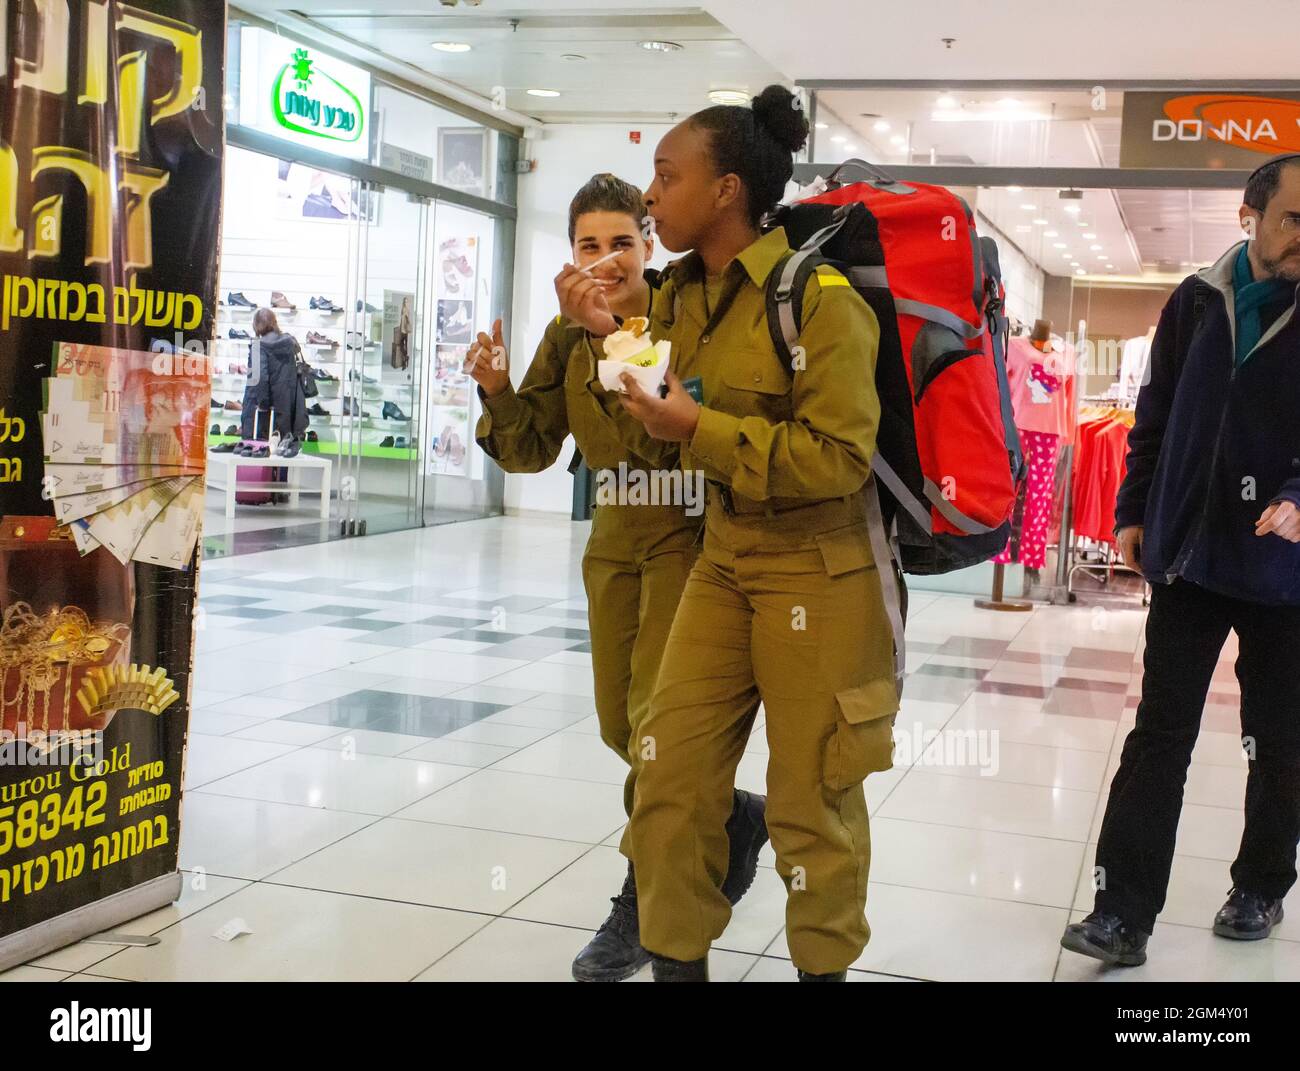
left=238, top=27, right=371, bottom=161
left=1120, top=91, right=1300, bottom=169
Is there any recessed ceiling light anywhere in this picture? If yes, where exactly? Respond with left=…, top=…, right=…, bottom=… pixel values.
left=1076, top=220, right=1089, bottom=227
left=1082, top=233, right=1097, bottom=239
left=1044, top=230, right=1059, bottom=237
left=937, top=94, right=957, bottom=108
left=1090, top=244, right=1103, bottom=251
left=431, top=41, right=471, bottom=53
left=1032, top=218, right=1048, bottom=226
left=1020, top=203, right=1036, bottom=210
left=1064, top=204, right=1081, bottom=214
left=1015, top=225, right=1032, bottom=233
left=1097, top=255, right=1108, bottom=260
left=1075, top=268, right=1086, bottom=275
left=1006, top=185, right=1023, bottom=193
left=874, top=120, right=891, bottom=132
left=830, top=135, right=847, bottom=144
left=998, top=98, right=1021, bottom=108
left=708, top=89, right=751, bottom=106
left=815, top=122, right=829, bottom=130
left=889, top=134, right=906, bottom=146
left=1053, top=242, right=1067, bottom=248
left=843, top=144, right=857, bottom=153
left=639, top=40, right=683, bottom=52
left=527, top=88, right=561, bottom=98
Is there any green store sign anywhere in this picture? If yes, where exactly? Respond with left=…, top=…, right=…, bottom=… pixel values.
left=270, top=48, right=365, bottom=146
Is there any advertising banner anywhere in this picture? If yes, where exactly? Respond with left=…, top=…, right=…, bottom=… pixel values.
left=1120, top=91, right=1300, bottom=169
left=0, top=0, right=225, bottom=969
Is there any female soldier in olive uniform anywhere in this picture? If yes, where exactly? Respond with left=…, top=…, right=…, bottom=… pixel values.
left=559, top=90, right=898, bottom=982
left=469, top=174, right=768, bottom=982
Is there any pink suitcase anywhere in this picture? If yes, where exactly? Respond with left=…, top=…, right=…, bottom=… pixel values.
left=236, top=409, right=275, bottom=505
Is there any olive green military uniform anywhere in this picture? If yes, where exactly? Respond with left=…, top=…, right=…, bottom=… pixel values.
left=475, top=311, right=702, bottom=821
left=617, top=228, right=899, bottom=974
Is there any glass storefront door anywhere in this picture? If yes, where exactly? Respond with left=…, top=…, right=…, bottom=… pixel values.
left=336, top=183, right=430, bottom=536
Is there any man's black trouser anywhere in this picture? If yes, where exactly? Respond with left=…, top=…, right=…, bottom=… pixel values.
left=1094, top=579, right=1300, bottom=934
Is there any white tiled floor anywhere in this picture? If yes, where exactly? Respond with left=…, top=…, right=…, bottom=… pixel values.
left=10, top=514, right=1291, bottom=982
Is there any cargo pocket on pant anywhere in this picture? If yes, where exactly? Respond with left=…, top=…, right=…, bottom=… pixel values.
left=824, top=678, right=900, bottom=791
left=815, top=523, right=874, bottom=577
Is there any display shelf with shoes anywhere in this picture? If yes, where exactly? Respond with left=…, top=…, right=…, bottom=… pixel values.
left=301, top=439, right=415, bottom=460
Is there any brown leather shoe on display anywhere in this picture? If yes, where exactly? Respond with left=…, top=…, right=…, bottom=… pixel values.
left=305, top=330, right=337, bottom=347
left=223, top=399, right=242, bottom=411
left=271, top=291, right=296, bottom=311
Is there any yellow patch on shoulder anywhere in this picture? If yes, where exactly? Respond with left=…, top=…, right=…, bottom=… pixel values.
left=814, top=264, right=851, bottom=288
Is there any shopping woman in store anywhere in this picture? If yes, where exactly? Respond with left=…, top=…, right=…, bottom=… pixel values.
left=464, top=173, right=769, bottom=983
left=558, top=86, right=898, bottom=982
left=244, top=308, right=309, bottom=448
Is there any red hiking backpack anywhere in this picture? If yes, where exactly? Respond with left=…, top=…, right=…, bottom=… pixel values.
left=764, top=160, right=1025, bottom=577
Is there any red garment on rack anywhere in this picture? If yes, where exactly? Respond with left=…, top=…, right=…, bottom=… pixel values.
left=1072, top=412, right=1132, bottom=544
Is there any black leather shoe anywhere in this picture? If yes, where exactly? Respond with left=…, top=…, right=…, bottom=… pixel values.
left=650, top=954, right=708, bottom=982
left=1213, top=888, right=1284, bottom=940
left=307, top=402, right=329, bottom=416
left=571, top=863, right=651, bottom=982
left=798, top=969, right=847, bottom=982
left=1060, top=912, right=1148, bottom=966
left=721, top=789, right=769, bottom=905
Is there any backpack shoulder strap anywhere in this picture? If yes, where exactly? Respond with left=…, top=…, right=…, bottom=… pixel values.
left=764, top=249, right=823, bottom=373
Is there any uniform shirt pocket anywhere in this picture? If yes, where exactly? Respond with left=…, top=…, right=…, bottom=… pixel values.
left=824, top=678, right=900, bottom=791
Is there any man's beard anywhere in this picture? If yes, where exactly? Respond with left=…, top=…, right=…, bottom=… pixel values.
left=1259, top=246, right=1300, bottom=282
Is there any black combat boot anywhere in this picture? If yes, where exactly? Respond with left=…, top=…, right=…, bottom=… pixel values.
left=571, top=862, right=650, bottom=982
left=798, top=969, right=848, bottom=982
left=721, top=789, right=769, bottom=905
left=650, top=954, right=709, bottom=982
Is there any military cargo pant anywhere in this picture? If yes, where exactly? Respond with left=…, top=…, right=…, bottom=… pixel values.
left=582, top=501, right=700, bottom=822
left=628, top=494, right=899, bottom=974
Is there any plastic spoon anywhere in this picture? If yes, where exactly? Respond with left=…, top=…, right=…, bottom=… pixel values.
left=579, top=248, right=624, bottom=276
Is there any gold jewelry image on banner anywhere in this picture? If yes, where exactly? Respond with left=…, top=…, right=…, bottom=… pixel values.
left=76, top=663, right=178, bottom=719
left=0, top=602, right=131, bottom=743
left=1, top=517, right=137, bottom=750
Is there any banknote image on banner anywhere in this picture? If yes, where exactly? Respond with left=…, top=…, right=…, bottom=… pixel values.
left=0, top=1, right=225, bottom=967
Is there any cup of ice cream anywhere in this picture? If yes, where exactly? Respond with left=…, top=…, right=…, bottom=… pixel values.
left=597, top=317, right=671, bottom=394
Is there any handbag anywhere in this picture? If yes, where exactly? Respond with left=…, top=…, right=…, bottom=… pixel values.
left=297, top=357, right=319, bottom=398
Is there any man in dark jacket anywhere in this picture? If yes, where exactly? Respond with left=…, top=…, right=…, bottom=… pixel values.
left=1061, top=155, right=1300, bottom=967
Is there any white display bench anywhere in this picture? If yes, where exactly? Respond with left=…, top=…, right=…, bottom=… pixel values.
left=206, top=451, right=332, bottom=519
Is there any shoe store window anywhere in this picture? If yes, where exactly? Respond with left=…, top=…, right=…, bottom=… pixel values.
left=208, top=39, right=518, bottom=554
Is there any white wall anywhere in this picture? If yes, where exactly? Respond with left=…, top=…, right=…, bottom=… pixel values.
left=506, top=123, right=674, bottom=514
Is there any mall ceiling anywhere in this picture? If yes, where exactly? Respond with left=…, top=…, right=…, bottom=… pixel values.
left=235, top=1, right=783, bottom=123
left=242, top=2, right=1281, bottom=278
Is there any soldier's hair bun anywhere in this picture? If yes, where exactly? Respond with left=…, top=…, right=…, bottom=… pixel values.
left=751, top=85, right=809, bottom=155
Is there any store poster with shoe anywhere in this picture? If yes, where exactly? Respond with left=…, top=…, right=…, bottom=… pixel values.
left=377, top=291, right=415, bottom=452
left=0, top=0, right=224, bottom=968
left=429, top=239, right=478, bottom=475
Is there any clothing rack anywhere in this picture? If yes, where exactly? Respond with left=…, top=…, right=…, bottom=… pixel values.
left=1064, top=399, right=1147, bottom=604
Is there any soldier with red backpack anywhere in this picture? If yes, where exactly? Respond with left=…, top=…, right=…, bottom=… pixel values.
left=563, top=86, right=1021, bottom=981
